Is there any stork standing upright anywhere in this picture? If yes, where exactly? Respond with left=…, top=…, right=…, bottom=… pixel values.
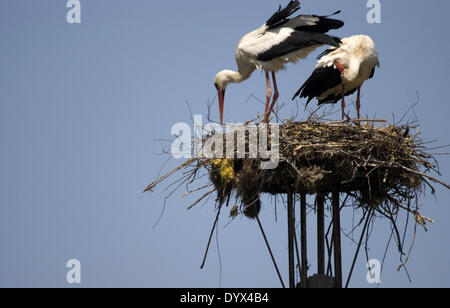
left=214, top=0, right=344, bottom=124
left=293, top=35, right=380, bottom=119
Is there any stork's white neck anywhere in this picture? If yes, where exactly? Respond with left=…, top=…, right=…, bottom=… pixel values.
left=215, top=59, right=256, bottom=91
left=222, top=70, right=244, bottom=84
left=222, top=67, right=254, bottom=84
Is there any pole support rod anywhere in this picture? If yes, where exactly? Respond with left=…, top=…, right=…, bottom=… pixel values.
left=287, top=193, right=295, bottom=288
left=317, top=194, right=325, bottom=275
left=300, top=194, right=308, bottom=288
left=332, top=191, right=343, bottom=288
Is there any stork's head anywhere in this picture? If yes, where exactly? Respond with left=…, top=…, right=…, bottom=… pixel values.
left=214, top=70, right=234, bottom=125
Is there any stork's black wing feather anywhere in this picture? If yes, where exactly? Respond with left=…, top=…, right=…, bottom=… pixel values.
left=295, top=11, right=344, bottom=33
left=316, top=47, right=337, bottom=60
left=266, top=0, right=301, bottom=29
left=257, top=32, right=341, bottom=62
left=318, top=87, right=358, bottom=105
left=295, top=17, right=344, bottom=34
left=292, top=65, right=342, bottom=104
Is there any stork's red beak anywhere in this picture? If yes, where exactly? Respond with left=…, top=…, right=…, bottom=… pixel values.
left=218, top=90, right=225, bottom=125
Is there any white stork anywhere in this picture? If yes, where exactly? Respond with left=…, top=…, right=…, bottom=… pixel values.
left=293, top=34, right=380, bottom=119
left=214, top=0, right=344, bottom=124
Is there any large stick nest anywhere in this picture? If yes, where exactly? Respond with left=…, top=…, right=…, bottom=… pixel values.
left=145, top=119, right=449, bottom=221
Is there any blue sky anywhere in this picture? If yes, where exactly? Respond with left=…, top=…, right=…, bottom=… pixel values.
left=1, top=0, right=449, bottom=288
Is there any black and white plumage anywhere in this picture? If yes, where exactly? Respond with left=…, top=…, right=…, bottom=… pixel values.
left=214, top=0, right=344, bottom=124
left=293, top=35, right=380, bottom=119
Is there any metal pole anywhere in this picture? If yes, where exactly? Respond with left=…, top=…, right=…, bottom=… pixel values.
left=317, top=194, right=325, bottom=275
left=332, top=191, right=343, bottom=288
left=287, top=193, right=295, bottom=288
left=300, top=194, right=308, bottom=288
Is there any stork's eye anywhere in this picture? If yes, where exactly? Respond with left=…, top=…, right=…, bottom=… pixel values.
left=214, top=83, right=219, bottom=90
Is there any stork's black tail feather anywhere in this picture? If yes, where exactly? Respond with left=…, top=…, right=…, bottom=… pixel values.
left=266, top=0, right=301, bottom=29
left=322, top=10, right=342, bottom=18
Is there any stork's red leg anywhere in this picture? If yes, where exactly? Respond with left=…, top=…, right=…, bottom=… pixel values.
left=265, top=72, right=279, bottom=122
left=356, top=86, right=361, bottom=119
left=341, top=84, right=346, bottom=120
left=264, top=71, right=272, bottom=117
left=335, top=61, right=346, bottom=120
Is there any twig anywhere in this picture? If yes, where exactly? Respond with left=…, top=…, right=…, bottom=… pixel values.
left=144, top=158, right=197, bottom=192
left=345, top=208, right=373, bottom=288
left=398, top=223, right=418, bottom=272
left=256, top=216, right=286, bottom=288
left=325, top=119, right=387, bottom=126
left=188, top=188, right=217, bottom=210
left=397, top=164, right=450, bottom=190
left=200, top=202, right=224, bottom=269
